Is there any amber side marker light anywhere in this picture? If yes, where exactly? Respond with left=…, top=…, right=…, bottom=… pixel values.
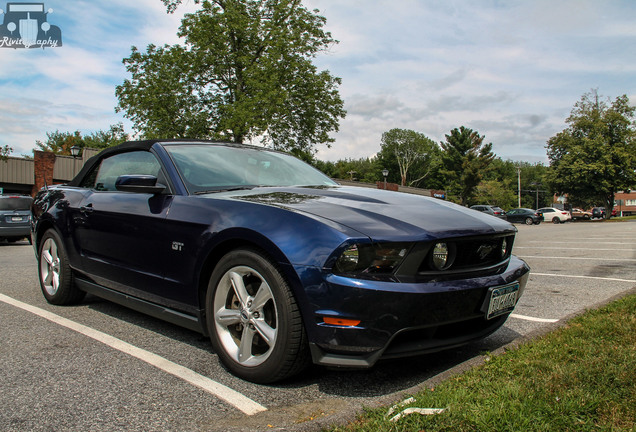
left=322, top=317, right=361, bottom=327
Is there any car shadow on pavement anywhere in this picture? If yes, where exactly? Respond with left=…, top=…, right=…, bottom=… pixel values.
left=83, top=293, right=521, bottom=397
left=278, top=325, right=520, bottom=397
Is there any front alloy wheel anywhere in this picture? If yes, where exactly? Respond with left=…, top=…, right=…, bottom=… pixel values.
left=38, top=229, right=85, bottom=305
left=214, top=265, right=278, bottom=368
left=206, top=249, right=309, bottom=383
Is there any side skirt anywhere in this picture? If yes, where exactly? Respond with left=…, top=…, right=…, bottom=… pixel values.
left=75, top=278, right=207, bottom=336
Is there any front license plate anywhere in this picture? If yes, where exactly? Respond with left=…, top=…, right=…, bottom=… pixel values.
left=11, top=216, right=25, bottom=222
left=485, top=283, right=519, bottom=320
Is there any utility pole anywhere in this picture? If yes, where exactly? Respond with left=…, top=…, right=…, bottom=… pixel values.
left=517, top=166, right=521, bottom=208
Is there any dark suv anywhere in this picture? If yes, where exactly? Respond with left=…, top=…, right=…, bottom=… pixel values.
left=0, top=195, right=33, bottom=243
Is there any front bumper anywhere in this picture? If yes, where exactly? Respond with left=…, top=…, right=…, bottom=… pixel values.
left=300, top=255, right=530, bottom=368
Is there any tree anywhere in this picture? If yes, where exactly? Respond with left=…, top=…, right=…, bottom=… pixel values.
left=83, top=123, right=129, bottom=149
left=440, top=126, right=495, bottom=206
left=116, top=0, right=346, bottom=155
left=546, top=91, right=636, bottom=216
left=35, top=130, right=84, bottom=155
left=379, top=128, right=438, bottom=186
left=474, top=179, right=517, bottom=209
left=483, top=159, right=550, bottom=209
left=1, top=144, right=12, bottom=162
left=35, top=124, right=129, bottom=155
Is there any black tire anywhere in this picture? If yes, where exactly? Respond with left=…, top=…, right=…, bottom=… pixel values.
left=38, top=229, right=85, bottom=305
left=524, top=217, right=534, bottom=226
left=552, top=217, right=561, bottom=224
left=206, top=249, right=310, bottom=383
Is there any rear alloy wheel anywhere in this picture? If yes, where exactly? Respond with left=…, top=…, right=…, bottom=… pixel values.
left=38, top=229, right=85, bottom=305
left=206, top=249, right=309, bottom=383
left=552, top=217, right=561, bottom=224
left=524, top=217, right=534, bottom=226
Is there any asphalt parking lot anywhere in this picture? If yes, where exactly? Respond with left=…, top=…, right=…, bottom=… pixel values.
left=1, top=220, right=635, bottom=431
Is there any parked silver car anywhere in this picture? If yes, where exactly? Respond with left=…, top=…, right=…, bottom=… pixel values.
left=470, top=205, right=507, bottom=220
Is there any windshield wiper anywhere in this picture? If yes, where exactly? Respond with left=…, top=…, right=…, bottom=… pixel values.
left=194, top=186, right=258, bottom=195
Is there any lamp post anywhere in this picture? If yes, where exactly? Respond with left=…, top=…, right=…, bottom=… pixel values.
left=516, top=166, right=521, bottom=208
left=382, top=169, right=389, bottom=190
left=70, top=145, right=81, bottom=176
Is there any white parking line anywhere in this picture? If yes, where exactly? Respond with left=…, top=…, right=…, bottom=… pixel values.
left=514, top=246, right=632, bottom=251
left=530, top=272, right=636, bottom=284
left=510, top=270, right=636, bottom=324
left=0, top=293, right=267, bottom=416
left=518, top=255, right=636, bottom=262
left=523, top=239, right=636, bottom=243
left=510, top=314, right=559, bottom=323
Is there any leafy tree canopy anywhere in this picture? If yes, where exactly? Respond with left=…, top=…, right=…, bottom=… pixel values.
left=481, top=159, right=551, bottom=209
left=474, top=179, right=517, bottom=209
left=35, top=124, right=129, bottom=156
left=546, top=91, right=636, bottom=214
left=378, top=128, right=440, bottom=187
left=440, top=126, right=495, bottom=206
left=1, top=144, right=12, bottom=161
left=315, top=157, right=382, bottom=184
left=116, top=0, right=346, bottom=155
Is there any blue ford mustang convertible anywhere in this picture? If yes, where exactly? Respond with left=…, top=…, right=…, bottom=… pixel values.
left=31, top=140, right=530, bottom=383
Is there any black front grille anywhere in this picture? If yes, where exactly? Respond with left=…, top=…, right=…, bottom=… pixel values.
left=395, top=233, right=515, bottom=282
left=449, top=237, right=511, bottom=270
left=382, top=314, right=508, bottom=359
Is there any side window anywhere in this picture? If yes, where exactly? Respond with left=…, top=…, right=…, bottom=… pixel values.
left=80, top=151, right=162, bottom=192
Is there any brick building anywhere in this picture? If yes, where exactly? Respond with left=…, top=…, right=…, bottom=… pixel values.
left=0, top=149, right=99, bottom=196
left=614, top=191, right=636, bottom=216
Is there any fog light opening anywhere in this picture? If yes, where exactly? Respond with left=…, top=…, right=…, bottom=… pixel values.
left=431, top=242, right=455, bottom=270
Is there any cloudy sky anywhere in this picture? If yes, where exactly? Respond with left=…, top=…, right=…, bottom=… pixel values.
left=1, top=0, right=635, bottom=163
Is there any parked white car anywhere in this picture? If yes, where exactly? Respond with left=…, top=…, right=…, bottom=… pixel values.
left=537, top=207, right=572, bottom=224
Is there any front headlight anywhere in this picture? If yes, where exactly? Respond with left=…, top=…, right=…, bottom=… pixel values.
left=334, top=242, right=410, bottom=276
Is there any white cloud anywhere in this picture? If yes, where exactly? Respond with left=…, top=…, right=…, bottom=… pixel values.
left=1, top=0, right=635, bottom=163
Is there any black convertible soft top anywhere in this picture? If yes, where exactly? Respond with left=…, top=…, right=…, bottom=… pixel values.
left=67, top=140, right=157, bottom=187
left=66, top=139, right=241, bottom=187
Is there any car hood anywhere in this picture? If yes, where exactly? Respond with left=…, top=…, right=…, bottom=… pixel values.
left=221, top=186, right=514, bottom=241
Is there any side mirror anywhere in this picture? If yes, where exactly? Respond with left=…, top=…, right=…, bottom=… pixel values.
left=115, top=175, right=166, bottom=194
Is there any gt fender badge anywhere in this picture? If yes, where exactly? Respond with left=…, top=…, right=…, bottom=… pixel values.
left=172, top=241, right=184, bottom=251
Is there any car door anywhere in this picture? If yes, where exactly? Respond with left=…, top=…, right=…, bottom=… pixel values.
left=538, top=208, right=551, bottom=221
left=506, top=209, right=519, bottom=223
left=74, top=150, right=174, bottom=301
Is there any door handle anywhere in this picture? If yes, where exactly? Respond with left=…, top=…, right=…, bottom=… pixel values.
left=80, top=203, right=94, bottom=215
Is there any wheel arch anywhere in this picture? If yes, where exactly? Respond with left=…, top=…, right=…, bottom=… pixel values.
left=32, top=217, right=58, bottom=257
left=195, top=229, right=308, bottom=330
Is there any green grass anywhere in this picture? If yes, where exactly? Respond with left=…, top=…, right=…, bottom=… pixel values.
left=327, top=294, right=636, bottom=432
left=606, top=215, right=636, bottom=222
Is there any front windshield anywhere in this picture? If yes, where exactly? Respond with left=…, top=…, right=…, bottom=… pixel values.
left=163, top=144, right=337, bottom=194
